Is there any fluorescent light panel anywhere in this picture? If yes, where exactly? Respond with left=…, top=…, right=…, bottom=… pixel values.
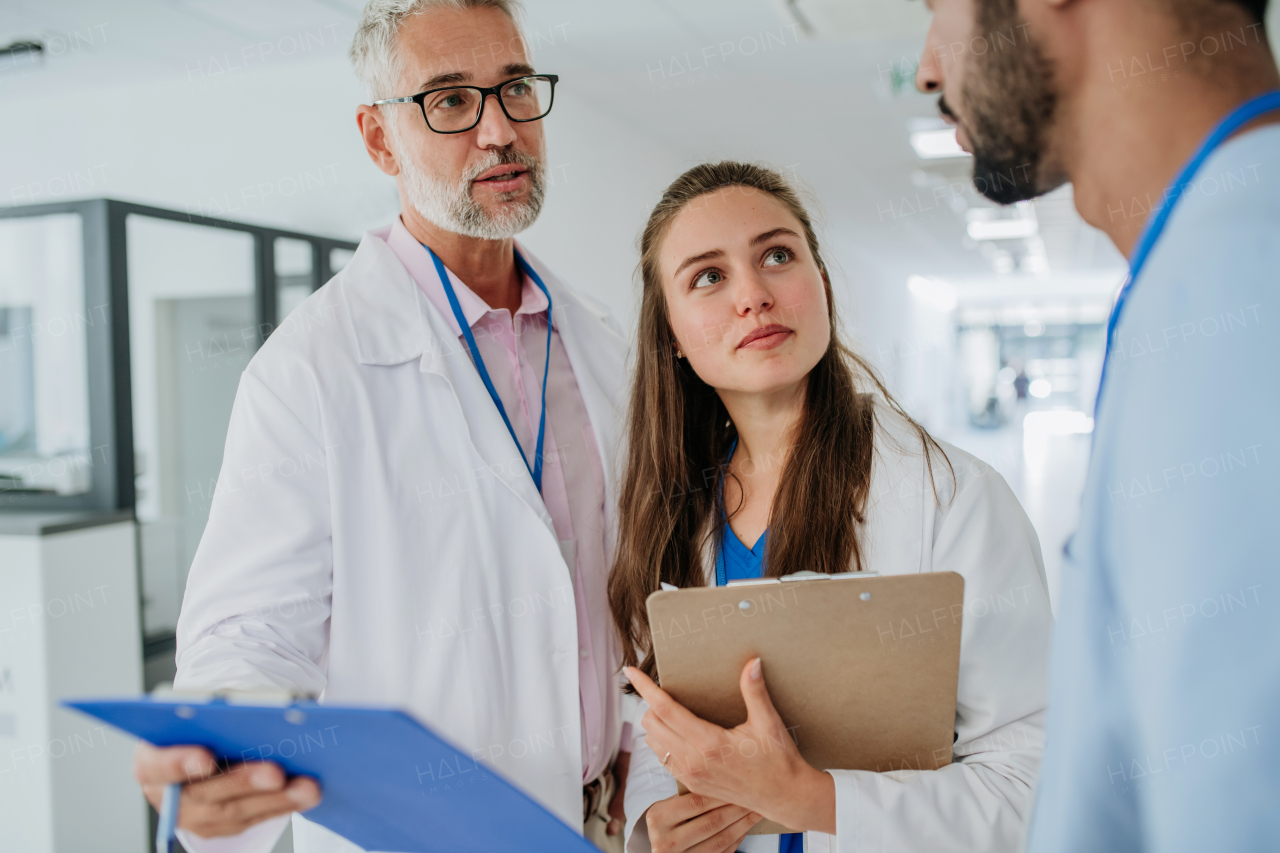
left=909, top=128, right=969, bottom=160
left=966, top=219, right=1039, bottom=241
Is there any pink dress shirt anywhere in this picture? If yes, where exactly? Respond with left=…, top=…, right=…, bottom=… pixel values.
left=377, top=217, right=629, bottom=784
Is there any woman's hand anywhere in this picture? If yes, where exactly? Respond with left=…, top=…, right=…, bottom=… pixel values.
left=625, top=658, right=836, bottom=835
left=646, top=792, right=761, bottom=853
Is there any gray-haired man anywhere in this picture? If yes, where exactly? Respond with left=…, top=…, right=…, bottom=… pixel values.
left=132, top=3, right=632, bottom=851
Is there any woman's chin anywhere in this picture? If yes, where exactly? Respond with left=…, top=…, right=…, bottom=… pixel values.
left=715, top=372, right=810, bottom=400
left=721, top=352, right=821, bottom=395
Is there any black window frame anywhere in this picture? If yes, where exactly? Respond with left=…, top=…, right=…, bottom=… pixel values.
left=0, top=197, right=357, bottom=513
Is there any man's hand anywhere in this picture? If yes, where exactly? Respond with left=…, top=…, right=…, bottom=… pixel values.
left=625, top=659, right=836, bottom=835
left=134, top=743, right=321, bottom=838
left=645, top=792, right=760, bottom=853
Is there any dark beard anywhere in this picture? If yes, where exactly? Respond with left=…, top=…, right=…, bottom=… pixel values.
left=960, top=0, right=1064, bottom=204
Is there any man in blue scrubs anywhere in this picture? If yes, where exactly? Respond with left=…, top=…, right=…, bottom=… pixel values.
left=915, top=0, right=1280, bottom=849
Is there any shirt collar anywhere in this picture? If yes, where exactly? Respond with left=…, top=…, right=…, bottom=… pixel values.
left=385, top=215, right=549, bottom=337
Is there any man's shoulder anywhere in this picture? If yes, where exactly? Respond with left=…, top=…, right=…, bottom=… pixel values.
left=1103, top=131, right=1280, bottom=449
left=246, top=229, right=420, bottom=379
left=254, top=277, right=355, bottom=366
left=238, top=274, right=365, bottom=415
left=1163, top=124, right=1280, bottom=255
left=1136, top=128, right=1279, bottom=325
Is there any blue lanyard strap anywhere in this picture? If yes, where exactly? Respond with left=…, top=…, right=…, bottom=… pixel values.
left=426, top=245, right=553, bottom=492
left=1098, top=89, right=1280, bottom=413
left=714, top=437, right=739, bottom=587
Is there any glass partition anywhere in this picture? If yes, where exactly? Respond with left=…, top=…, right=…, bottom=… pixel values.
left=0, top=213, right=92, bottom=496
left=127, top=215, right=257, bottom=636
left=276, top=237, right=315, bottom=322
left=0, top=198, right=356, bottom=640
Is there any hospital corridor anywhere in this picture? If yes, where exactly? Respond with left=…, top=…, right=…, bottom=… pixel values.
left=2, top=0, right=1278, bottom=851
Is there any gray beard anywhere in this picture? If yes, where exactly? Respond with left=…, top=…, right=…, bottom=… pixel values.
left=390, top=119, right=546, bottom=240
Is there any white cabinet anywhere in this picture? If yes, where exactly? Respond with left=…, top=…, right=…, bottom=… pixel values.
left=0, top=512, right=147, bottom=853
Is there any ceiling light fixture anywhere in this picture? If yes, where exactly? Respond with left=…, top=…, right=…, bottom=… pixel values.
left=0, top=40, right=43, bottom=65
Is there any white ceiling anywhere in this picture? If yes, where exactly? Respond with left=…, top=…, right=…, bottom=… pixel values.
left=0, top=0, right=1127, bottom=281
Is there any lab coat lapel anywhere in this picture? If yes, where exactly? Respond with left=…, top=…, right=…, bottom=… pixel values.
left=339, top=233, right=554, bottom=530
left=424, top=301, right=554, bottom=529
left=340, top=232, right=431, bottom=366
left=515, top=244, right=629, bottom=556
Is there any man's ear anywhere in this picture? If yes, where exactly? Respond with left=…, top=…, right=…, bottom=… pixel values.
left=356, top=105, right=401, bottom=178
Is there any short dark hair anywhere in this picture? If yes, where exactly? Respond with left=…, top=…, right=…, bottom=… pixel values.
left=1228, top=0, right=1269, bottom=23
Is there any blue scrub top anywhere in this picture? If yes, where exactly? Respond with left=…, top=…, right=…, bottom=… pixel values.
left=1025, top=126, right=1280, bottom=851
left=718, top=441, right=803, bottom=853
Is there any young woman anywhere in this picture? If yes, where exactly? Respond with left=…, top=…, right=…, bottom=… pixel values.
left=608, top=162, right=1054, bottom=853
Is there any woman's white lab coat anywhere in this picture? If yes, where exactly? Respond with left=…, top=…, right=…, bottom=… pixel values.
left=623, top=407, right=1055, bottom=853
left=172, top=229, right=629, bottom=853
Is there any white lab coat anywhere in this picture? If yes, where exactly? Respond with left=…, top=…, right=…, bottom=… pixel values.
left=172, top=229, right=629, bottom=853
left=624, top=407, right=1054, bottom=853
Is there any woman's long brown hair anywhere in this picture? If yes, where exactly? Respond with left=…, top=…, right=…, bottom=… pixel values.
left=608, top=162, right=950, bottom=685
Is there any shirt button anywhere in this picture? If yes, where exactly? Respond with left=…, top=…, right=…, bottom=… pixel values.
left=592, top=744, right=600, bottom=754
left=579, top=646, right=589, bottom=660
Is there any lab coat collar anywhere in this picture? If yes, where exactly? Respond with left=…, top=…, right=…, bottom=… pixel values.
left=340, top=225, right=588, bottom=370
left=383, top=216, right=553, bottom=336
left=337, top=221, right=627, bottom=540
left=340, top=227, right=437, bottom=368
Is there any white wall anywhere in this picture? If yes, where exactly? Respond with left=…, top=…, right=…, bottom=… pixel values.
left=0, top=48, right=692, bottom=330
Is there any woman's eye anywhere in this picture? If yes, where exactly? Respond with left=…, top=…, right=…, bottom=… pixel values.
left=763, top=248, right=792, bottom=267
left=691, top=268, right=724, bottom=289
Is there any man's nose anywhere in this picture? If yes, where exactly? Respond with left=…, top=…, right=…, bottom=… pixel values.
left=916, top=31, right=944, bottom=93
left=474, top=92, right=518, bottom=148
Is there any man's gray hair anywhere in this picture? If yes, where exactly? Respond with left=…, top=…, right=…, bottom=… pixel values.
left=349, top=0, right=526, bottom=101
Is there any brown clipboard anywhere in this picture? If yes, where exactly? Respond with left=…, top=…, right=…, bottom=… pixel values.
left=646, top=571, right=964, bottom=835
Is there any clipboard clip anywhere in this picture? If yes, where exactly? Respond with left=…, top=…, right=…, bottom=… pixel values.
left=725, top=570, right=882, bottom=586
left=149, top=686, right=319, bottom=706
left=783, top=570, right=881, bottom=581
left=660, top=571, right=883, bottom=590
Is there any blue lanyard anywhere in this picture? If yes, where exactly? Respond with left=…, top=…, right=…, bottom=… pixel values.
left=715, top=437, right=739, bottom=587
left=425, top=245, right=553, bottom=492
left=1097, top=89, right=1280, bottom=413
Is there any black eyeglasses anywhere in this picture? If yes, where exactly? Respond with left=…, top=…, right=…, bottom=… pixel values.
left=373, top=74, right=558, bottom=134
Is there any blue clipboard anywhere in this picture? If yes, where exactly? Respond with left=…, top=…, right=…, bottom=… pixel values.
left=64, top=696, right=597, bottom=853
